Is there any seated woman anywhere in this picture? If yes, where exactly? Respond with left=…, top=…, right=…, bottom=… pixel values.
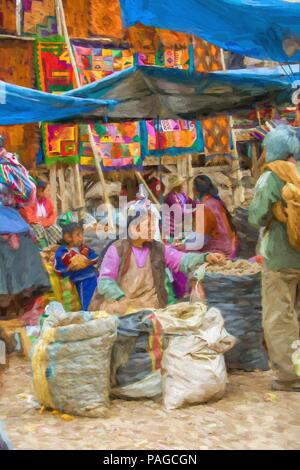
left=20, top=178, right=62, bottom=249
left=0, top=137, right=50, bottom=316
left=92, top=208, right=224, bottom=315
left=185, top=175, right=238, bottom=258
left=54, top=222, right=99, bottom=310
left=164, top=175, right=195, bottom=241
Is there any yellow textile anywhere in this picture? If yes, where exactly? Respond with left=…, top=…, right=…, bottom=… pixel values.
left=265, top=161, right=300, bottom=252
left=43, top=261, right=81, bottom=312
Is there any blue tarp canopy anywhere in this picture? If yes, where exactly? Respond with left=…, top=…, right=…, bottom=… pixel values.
left=0, top=81, right=115, bottom=125
left=67, top=64, right=298, bottom=120
left=119, top=0, right=300, bottom=63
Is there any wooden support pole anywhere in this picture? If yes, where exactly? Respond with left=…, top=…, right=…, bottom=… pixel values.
left=187, top=154, right=194, bottom=199
left=49, top=165, right=58, bottom=213
left=57, top=166, right=68, bottom=213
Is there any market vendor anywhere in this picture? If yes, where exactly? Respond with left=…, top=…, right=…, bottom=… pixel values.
left=184, top=175, right=238, bottom=258
left=20, top=178, right=62, bottom=249
left=0, top=136, right=50, bottom=315
left=164, top=174, right=195, bottom=240
left=93, top=207, right=224, bottom=315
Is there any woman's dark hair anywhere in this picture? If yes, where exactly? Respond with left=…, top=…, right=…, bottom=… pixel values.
left=193, top=175, right=237, bottom=235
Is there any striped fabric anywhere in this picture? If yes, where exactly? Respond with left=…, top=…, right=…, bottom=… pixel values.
left=0, top=148, right=36, bottom=206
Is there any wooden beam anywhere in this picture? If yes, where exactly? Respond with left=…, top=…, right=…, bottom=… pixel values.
left=57, top=166, right=68, bottom=213
left=49, top=165, right=57, bottom=213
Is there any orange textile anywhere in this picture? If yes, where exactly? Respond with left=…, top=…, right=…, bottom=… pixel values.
left=0, top=0, right=16, bottom=34
left=0, top=39, right=38, bottom=169
left=63, top=0, right=88, bottom=38
left=89, top=0, right=124, bottom=39
left=193, top=37, right=223, bottom=72
left=128, top=23, right=159, bottom=53
left=158, top=29, right=191, bottom=49
left=201, top=116, right=231, bottom=158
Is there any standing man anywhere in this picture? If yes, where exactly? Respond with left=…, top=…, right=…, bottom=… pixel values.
left=249, top=125, right=300, bottom=391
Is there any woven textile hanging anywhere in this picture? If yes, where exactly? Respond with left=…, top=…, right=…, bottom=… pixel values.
left=22, top=0, right=57, bottom=36
left=193, top=38, right=232, bottom=165
left=157, top=30, right=190, bottom=50
left=0, top=0, right=16, bottom=34
left=89, top=0, right=124, bottom=39
left=73, top=41, right=133, bottom=85
left=0, top=39, right=38, bottom=169
left=63, top=0, right=88, bottom=38
left=35, top=39, right=79, bottom=166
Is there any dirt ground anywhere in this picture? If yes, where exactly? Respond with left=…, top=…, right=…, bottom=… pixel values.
left=0, top=356, right=300, bottom=450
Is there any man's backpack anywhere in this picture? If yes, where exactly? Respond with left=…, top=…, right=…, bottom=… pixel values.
left=265, top=161, right=300, bottom=252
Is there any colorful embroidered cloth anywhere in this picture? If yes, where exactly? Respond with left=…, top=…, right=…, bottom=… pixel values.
left=22, top=0, right=57, bottom=36
left=42, top=123, right=79, bottom=166
left=73, top=42, right=133, bottom=86
left=137, top=48, right=189, bottom=69
left=35, top=39, right=76, bottom=94
left=0, top=149, right=36, bottom=206
left=201, top=116, right=232, bottom=164
left=144, top=119, right=203, bottom=156
left=90, top=122, right=143, bottom=170
left=35, top=39, right=78, bottom=166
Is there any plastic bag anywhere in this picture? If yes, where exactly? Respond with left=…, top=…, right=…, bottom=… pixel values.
left=0, top=422, right=12, bottom=450
left=156, top=303, right=236, bottom=410
left=32, top=302, right=117, bottom=417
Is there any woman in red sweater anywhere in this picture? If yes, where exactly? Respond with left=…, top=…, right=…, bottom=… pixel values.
left=20, top=179, right=62, bottom=249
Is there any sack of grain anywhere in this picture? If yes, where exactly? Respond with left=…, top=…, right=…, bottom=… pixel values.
left=204, top=261, right=268, bottom=371
left=32, top=302, right=117, bottom=418
left=111, top=310, right=163, bottom=399
left=233, top=207, right=259, bottom=259
left=156, top=303, right=236, bottom=410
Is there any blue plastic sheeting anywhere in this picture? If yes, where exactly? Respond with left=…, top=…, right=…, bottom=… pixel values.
left=0, top=207, right=29, bottom=234
left=119, top=0, right=300, bottom=63
left=0, top=81, right=115, bottom=125
left=67, top=64, right=298, bottom=120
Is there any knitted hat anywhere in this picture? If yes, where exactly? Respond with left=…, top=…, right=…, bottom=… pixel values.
left=264, top=125, right=300, bottom=162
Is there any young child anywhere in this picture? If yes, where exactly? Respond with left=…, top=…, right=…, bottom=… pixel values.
left=54, top=222, right=99, bottom=310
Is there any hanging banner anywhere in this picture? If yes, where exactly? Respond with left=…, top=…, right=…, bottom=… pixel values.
left=73, top=41, right=133, bottom=86
left=90, top=122, right=143, bottom=171
left=22, top=0, right=57, bottom=36
left=143, top=119, right=203, bottom=157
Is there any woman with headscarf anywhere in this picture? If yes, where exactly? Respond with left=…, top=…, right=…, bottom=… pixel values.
left=164, top=174, right=195, bottom=241
left=0, top=136, right=50, bottom=315
left=92, top=207, right=224, bottom=315
left=187, top=175, right=238, bottom=258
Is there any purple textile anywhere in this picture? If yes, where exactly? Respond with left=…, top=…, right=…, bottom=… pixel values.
left=164, top=191, right=195, bottom=238
left=99, top=245, right=120, bottom=280
left=99, top=243, right=184, bottom=281
left=173, top=271, right=188, bottom=299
